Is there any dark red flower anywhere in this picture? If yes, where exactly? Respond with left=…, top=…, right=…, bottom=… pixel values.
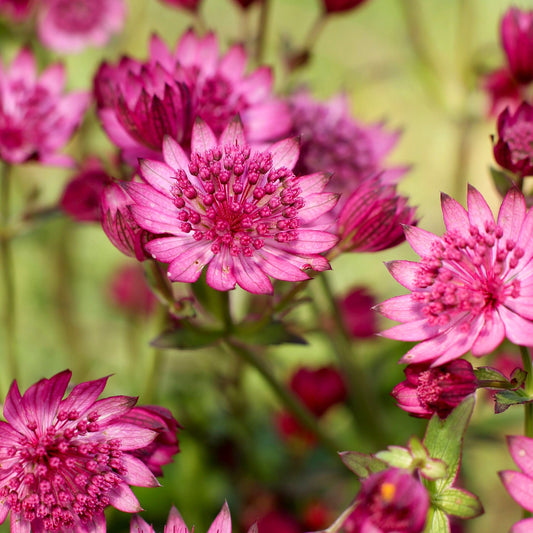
left=339, top=286, right=377, bottom=339
left=322, top=0, right=369, bottom=14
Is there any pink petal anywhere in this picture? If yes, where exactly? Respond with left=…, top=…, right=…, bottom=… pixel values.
left=441, top=193, right=469, bottom=233
left=375, top=294, right=424, bottom=322
left=131, top=515, right=154, bottom=533
left=103, top=424, right=157, bottom=450
left=508, top=435, right=533, bottom=477
left=498, top=187, right=527, bottom=243
left=207, top=502, right=232, bottom=533
left=471, top=309, right=505, bottom=356
left=165, top=507, right=190, bottom=533
left=385, top=261, right=421, bottom=290
left=499, top=306, right=533, bottom=346
left=380, top=319, right=439, bottom=341
left=298, top=193, right=338, bottom=223
left=10, top=514, right=30, bottom=533
left=233, top=255, right=273, bottom=294
left=107, top=482, right=142, bottom=512
left=162, top=135, right=191, bottom=171
left=145, top=236, right=192, bottom=263
left=10, top=48, right=36, bottom=84
left=140, top=159, right=177, bottom=195
left=219, top=116, right=245, bottom=146
left=467, top=185, right=495, bottom=229
left=268, top=137, right=300, bottom=170
left=255, top=247, right=309, bottom=282
left=39, top=64, right=65, bottom=94
left=90, top=396, right=137, bottom=424
left=219, top=45, right=246, bottom=79
left=191, top=119, right=218, bottom=153
left=166, top=241, right=214, bottom=282
left=500, top=470, right=533, bottom=512
left=288, top=230, right=337, bottom=254
left=59, top=376, right=108, bottom=419
left=120, top=454, right=160, bottom=488
left=298, top=172, right=331, bottom=195
left=511, top=518, right=533, bottom=533
left=238, top=67, right=272, bottom=101
left=243, top=101, right=292, bottom=142
left=403, top=225, right=442, bottom=258
left=206, top=248, right=237, bottom=291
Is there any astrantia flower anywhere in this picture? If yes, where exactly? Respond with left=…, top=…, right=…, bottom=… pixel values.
left=500, top=435, right=533, bottom=533
left=339, top=286, right=378, bottom=339
left=392, top=360, right=477, bottom=419
left=493, top=102, right=533, bottom=178
left=131, top=502, right=255, bottom=533
left=95, top=30, right=291, bottom=165
left=37, top=0, right=126, bottom=54
left=342, top=468, right=429, bottom=533
left=0, top=48, right=89, bottom=166
left=378, top=186, right=533, bottom=366
left=127, top=118, right=338, bottom=294
left=0, top=370, right=160, bottom=533
left=289, top=91, right=406, bottom=214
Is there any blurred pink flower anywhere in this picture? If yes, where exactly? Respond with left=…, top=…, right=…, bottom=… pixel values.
left=158, top=0, right=201, bottom=11
left=255, top=510, right=301, bottom=533
left=0, top=370, right=159, bottom=533
left=128, top=119, right=337, bottom=294
left=100, top=181, right=153, bottom=261
left=392, top=360, right=477, bottom=419
left=378, top=186, right=533, bottom=366
left=0, top=48, right=89, bottom=166
left=493, top=102, right=533, bottom=178
left=60, top=159, right=111, bottom=222
left=0, top=0, right=35, bottom=21
left=289, top=91, right=406, bottom=214
left=339, top=286, right=378, bottom=339
left=125, top=405, right=180, bottom=477
left=95, top=30, right=291, bottom=165
left=500, top=436, right=533, bottom=525
left=322, top=0, right=369, bottom=14
left=483, top=68, right=522, bottom=116
left=131, top=502, right=255, bottom=533
left=37, top=0, right=126, bottom=53
left=335, top=176, right=417, bottom=253
left=107, top=263, right=157, bottom=316
left=342, top=468, right=429, bottom=533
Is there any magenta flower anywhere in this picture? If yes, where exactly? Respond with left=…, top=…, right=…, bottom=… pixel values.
left=335, top=176, right=417, bottom=253
left=0, top=370, right=160, bottom=533
left=60, top=159, right=111, bottom=222
left=127, top=118, right=338, bottom=294
left=322, top=0, right=369, bottom=14
left=95, top=30, right=291, bottom=164
left=37, top=0, right=126, bottom=54
left=0, top=48, right=89, bottom=166
left=342, top=468, right=429, bottom=533
left=131, top=502, right=253, bottom=533
left=392, top=360, right=477, bottom=419
left=500, top=435, right=533, bottom=531
left=493, top=102, right=533, bottom=178
left=378, top=186, right=533, bottom=366
left=124, top=405, right=180, bottom=477
left=100, top=181, right=153, bottom=261
left=289, top=91, right=406, bottom=214
left=339, top=286, right=378, bottom=339
left=483, top=68, right=522, bottom=117
left=501, top=8, right=533, bottom=85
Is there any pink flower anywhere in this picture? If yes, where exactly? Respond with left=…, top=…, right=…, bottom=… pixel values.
left=95, top=30, right=291, bottom=165
left=392, top=360, right=477, bottom=419
left=321, top=0, right=369, bottom=14
left=493, top=102, right=533, bottom=178
left=483, top=68, right=522, bottom=117
left=100, top=181, right=153, bottom=261
left=157, top=0, right=201, bottom=11
left=289, top=366, right=346, bottom=417
left=107, top=264, right=157, bottom=317
left=339, top=286, right=378, bottom=339
left=342, top=468, right=429, bottom=533
left=37, top=0, right=126, bottom=54
left=0, top=48, right=89, bottom=166
left=501, top=8, right=533, bottom=85
left=127, top=119, right=338, bottom=294
left=500, top=436, right=533, bottom=528
left=289, top=91, right=406, bottom=215
left=0, top=370, right=160, bottom=533
left=335, top=176, right=417, bottom=253
left=378, top=186, right=533, bottom=366
left=60, top=159, right=111, bottom=222
left=0, top=0, right=35, bottom=21
left=124, top=405, right=180, bottom=477
left=131, top=502, right=254, bottom=533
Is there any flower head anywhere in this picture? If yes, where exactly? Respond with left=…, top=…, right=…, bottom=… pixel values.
left=493, top=102, right=533, bottom=178
left=342, top=468, right=429, bottom=533
left=0, top=370, right=160, bottom=533
left=0, top=48, right=89, bottom=166
left=392, top=360, right=477, bottom=419
left=95, top=31, right=291, bottom=165
left=127, top=118, right=338, bottom=294
left=339, top=286, right=378, bottom=339
left=37, top=0, right=126, bottom=54
left=378, top=186, right=533, bottom=366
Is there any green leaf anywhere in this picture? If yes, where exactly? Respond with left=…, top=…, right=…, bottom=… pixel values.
left=423, top=507, right=450, bottom=533
left=233, top=320, right=307, bottom=346
left=494, top=388, right=532, bottom=414
left=489, top=166, right=515, bottom=197
left=375, top=446, right=413, bottom=469
left=151, top=323, right=225, bottom=349
left=511, top=368, right=527, bottom=389
left=474, top=366, right=507, bottom=382
left=339, top=451, right=387, bottom=479
left=433, top=488, right=483, bottom=519
left=423, top=396, right=475, bottom=492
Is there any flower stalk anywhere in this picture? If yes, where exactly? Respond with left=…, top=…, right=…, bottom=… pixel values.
left=520, top=345, right=533, bottom=440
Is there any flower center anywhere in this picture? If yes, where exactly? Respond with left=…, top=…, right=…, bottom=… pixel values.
left=412, top=222, right=522, bottom=326
left=170, top=144, right=304, bottom=257
left=503, top=121, right=533, bottom=164
left=0, top=409, right=125, bottom=531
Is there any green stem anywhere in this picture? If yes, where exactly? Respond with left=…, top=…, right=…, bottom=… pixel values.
left=222, top=339, right=343, bottom=456
left=143, top=304, right=168, bottom=403
left=302, top=13, right=327, bottom=53
left=255, top=0, right=271, bottom=65
left=318, top=274, right=389, bottom=449
left=0, top=163, right=18, bottom=395
left=520, top=345, right=533, bottom=439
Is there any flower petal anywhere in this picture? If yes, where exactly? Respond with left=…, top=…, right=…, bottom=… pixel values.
left=441, top=193, right=469, bottom=233
left=207, top=502, right=232, bottom=533
left=500, top=470, right=533, bottom=512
